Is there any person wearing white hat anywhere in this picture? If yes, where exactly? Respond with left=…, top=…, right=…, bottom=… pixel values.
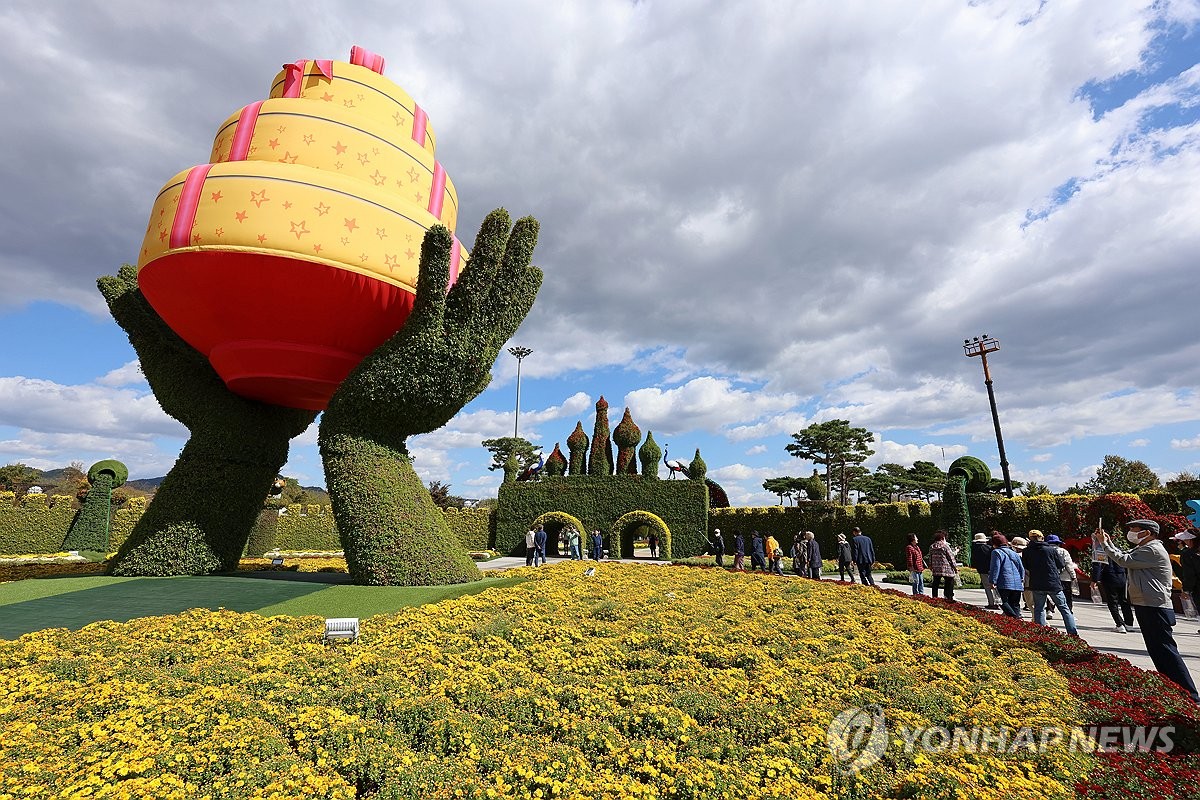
left=1104, top=521, right=1199, bottom=703
left=971, top=532, right=1000, bottom=609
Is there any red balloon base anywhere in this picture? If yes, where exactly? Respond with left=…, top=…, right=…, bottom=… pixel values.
left=138, top=249, right=416, bottom=411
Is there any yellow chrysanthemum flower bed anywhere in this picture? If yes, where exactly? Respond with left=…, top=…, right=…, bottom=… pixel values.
left=0, top=562, right=1091, bottom=799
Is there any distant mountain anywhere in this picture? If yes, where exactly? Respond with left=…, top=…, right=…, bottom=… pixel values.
left=127, top=477, right=166, bottom=492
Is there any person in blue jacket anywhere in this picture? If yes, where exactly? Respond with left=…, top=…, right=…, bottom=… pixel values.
left=988, top=533, right=1026, bottom=619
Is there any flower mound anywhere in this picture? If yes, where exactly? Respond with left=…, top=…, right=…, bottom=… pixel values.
left=1, top=563, right=1089, bottom=798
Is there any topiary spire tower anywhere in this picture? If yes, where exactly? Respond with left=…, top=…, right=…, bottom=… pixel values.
left=613, top=408, right=642, bottom=475
left=588, top=396, right=614, bottom=476
left=545, top=443, right=568, bottom=477
left=639, top=431, right=662, bottom=479
left=567, top=422, right=589, bottom=476
left=689, top=449, right=708, bottom=482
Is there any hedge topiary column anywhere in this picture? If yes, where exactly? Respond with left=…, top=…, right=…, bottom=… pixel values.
left=61, top=460, right=128, bottom=554
left=319, top=211, right=542, bottom=586
left=613, top=408, right=641, bottom=475
left=690, top=449, right=708, bottom=482
left=97, top=266, right=317, bottom=576
left=943, top=456, right=991, bottom=553
left=567, top=422, right=589, bottom=476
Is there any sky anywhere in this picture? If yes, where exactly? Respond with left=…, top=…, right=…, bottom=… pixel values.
left=1, top=0, right=1199, bottom=506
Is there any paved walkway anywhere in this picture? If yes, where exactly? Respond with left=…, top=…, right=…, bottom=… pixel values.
left=489, top=556, right=1200, bottom=687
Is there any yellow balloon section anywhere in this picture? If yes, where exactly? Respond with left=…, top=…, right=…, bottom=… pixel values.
left=135, top=49, right=464, bottom=411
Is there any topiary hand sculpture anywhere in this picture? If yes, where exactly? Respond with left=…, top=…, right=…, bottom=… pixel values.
left=319, top=209, right=542, bottom=585
left=97, top=265, right=317, bottom=575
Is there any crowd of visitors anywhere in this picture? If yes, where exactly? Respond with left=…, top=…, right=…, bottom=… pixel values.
left=522, top=517, right=1198, bottom=703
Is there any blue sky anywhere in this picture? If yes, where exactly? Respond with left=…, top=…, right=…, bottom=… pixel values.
left=2, top=1, right=1199, bottom=505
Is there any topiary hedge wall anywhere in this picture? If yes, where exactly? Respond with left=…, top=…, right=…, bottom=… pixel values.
left=495, top=476, right=708, bottom=558
left=0, top=492, right=78, bottom=555
left=441, top=507, right=494, bottom=551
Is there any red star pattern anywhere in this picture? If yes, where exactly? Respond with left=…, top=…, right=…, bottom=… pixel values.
left=359, top=252, right=369, bottom=262
left=192, top=233, right=202, bottom=244
left=277, top=125, right=286, bottom=133
left=334, top=161, right=344, bottom=170
left=332, top=141, right=347, bottom=155
left=214, top=227, right=224, bottom=237
left=158, top=229, right=168, bottom=242
left=340, top=237, right=350, bottom=245
left=357, top=152, right=370, bottom=166
left=235, top=210, right=248, bottom=222
left=313, top=243, right=323, bottom=254
left=268, top=138, right=280, bottom=149
left=393, top=111, right=406, bottom=127
left=314, top=202, right=330, bottom=216
left=406, top=167, right=420, bottom=183
left=343, top=99, right=356, bottom=108
left=405, top=248, right=415, bottom=260
left=384, top=254, right=398, bottom=271
left=290, top=220, right=310, bottom=239
left=321, top=92, right=334, bottom=102
left=279, top=151, right=299, bottom=164
left=250, top=190, right=270, bottom=207
left=414, top=191, right=424, bottom=204
left=210, top=191, right=223, bottom=202
left=302, top=134, right=315, bottom=145
left=282, top=200, right=293, bottom=210
left=375, top=227, right=387, bottom=240
left=370, top=170, right=386, bottom=186
left=257, top=233, right=268, bottom=244
left=344, top=218, right=359, bottom=233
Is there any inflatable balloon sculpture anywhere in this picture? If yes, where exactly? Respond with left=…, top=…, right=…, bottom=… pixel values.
left=101, top=47, right=541, bottom=583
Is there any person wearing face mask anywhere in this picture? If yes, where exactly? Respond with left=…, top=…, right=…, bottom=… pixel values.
left=1104, top=520, right=1199, bottom=703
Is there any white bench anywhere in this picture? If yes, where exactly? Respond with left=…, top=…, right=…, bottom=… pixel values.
left=322, top=617, right=360, bottom=645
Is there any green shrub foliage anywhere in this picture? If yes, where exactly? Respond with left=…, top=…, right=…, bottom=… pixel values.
left=588, top=397, right=614, bottom=476
left=689, top=449, right=707, bottom=482
left=612, top=408, right=641, bottom=475
left=495, top=476, right=707, bottom=558
left=244, top=509, right=279, bottom=557
left=441, top=507, right=494, bottom=551
left=0, top=493, right=76, bottom=555
left=61, top=471, right=115, bottom=553
left=567, top=422, right=589, bottom=476
left=545, top=444, right=568, bottom=477
left=639, top=431, right=661, bottom=479
left=96, top=265, right=317, bottom=576
left=319, top=212, right=542, bottom=585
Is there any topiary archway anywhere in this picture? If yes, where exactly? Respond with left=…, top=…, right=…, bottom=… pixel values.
left=611, top=510, right=671, bottom=560
left=531, top=511, right=588, bottom=558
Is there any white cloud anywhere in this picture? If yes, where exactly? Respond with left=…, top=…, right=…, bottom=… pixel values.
left=96, top=360, right=145, bottom=388
left=624, top=377, right=800, bottom=438
left=745, top=444, right=768, bottom=455
left=1129, top=438, right=1150, bottom=447
left=1031, top=453, right=1054, bottom=463
left=1172, top=435, right=1200, bottom=450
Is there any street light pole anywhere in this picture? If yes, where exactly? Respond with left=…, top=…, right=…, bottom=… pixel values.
left=508, top=346, right=533, bottom=439
left=963, top=334, right=1014, bottom=498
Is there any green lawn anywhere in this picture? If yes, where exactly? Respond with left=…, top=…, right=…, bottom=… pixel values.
left=0, top=574, right=524, bottom=640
